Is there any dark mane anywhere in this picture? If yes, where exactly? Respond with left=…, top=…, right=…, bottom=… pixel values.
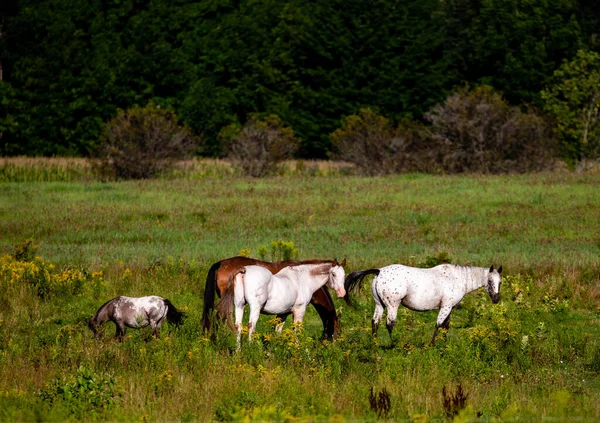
left=91, top=297, right=118, bottom=321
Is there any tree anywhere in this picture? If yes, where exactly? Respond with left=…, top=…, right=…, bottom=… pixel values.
left=439, top=0, right=584, bottom=106
left=541, top=49, right=600, bottom=165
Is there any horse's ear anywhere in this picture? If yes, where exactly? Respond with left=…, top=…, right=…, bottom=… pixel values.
left=333, top=258, right=339, bottom=266
left=489, top=265, right=495, bottom=273
left=498, top=266, right=503, bottom=274
left=341, top=258, right=347, bottom=267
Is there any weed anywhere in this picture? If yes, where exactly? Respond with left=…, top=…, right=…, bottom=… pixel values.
left=442, top=383, right=467, bottom=419
left=38, top=366, right=120, bottom=417
left=255, top=240, right=299, bottom=261
left=421, top=251, right=452, bottom=268
left=369, top=387, right=391, bottom=419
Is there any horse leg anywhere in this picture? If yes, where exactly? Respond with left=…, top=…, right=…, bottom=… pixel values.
left=275, top=313, right=290, bottom=333
left=310, top=288, right=338, bottom=339
left=115, top=322, right=126, bottom=342
left=234, top=303, right=244, bottom=350
left=432, top=307, right=452, bottom=344
left=372, top=303, right=384, bottom=337
left=385, top=304, right=400, bottom=343
left=248, top=306, right=261, bottom=342
left=151, top=320, right=163, bottom=339
left=292, top=306, right=306, bottom=328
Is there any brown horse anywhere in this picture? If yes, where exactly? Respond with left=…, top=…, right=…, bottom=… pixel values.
left=201, top=256, right=344, bottom=339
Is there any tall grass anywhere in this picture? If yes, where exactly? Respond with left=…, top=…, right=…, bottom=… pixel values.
left=0, top=157, right=355, bottom=182
left=0, top=168, right=599, bottom=421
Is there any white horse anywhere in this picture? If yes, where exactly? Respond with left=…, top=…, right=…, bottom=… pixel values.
left=217, top=259, right=346, bottom=347
left=344, top=264, right=502, bottom=343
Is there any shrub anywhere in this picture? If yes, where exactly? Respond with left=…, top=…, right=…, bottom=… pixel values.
left=222, top=115, right=300, bottom=177
left=424, top=85, right=557, bottom=173
left=0, top=241, right=104, bottom=301
left=94, top=102, right=199, bottom=180
left=330, top=108, right=429, bottom=175
left=257, top=240, right=299, bottom=262
left=38, top=366, right=120, bottom=416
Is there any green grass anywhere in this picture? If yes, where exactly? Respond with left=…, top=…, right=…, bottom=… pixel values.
left=1, top=170, right=600, bottom=421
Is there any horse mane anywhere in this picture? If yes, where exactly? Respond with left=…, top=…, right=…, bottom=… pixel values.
left=216, top=267, right=246, bottom=328
left=90, top=297, right=118, bottom=323
left=164, top=299, right=186, bottom=326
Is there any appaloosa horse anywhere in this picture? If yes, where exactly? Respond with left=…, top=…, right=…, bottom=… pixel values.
left=88, top=296, right=186, bottom=341
left=344, top=264, right=502, bottom=343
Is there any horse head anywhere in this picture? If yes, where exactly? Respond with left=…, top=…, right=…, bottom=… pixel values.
left=328, top=259, right=347, bottom=298
left=486, top=265, right=502, bottom=304
left=88, top=318, right=100, bottom=340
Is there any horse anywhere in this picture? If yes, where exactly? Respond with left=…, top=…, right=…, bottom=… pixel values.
left=88, top=296, right=186, bottom=341
left=216, top=259, right=347, bottom=347
left=344, top=264, right=502, bottom=343
left=201, top=256, right=342, bottom=339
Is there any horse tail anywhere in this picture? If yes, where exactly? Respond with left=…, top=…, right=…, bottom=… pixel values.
left=164, top=299, right=186, bottom=327
left=201, top=261, right=222, bottom=333
left=344, top=269, right=380, bottom=308
left=216, top=267, right=246, bottom=329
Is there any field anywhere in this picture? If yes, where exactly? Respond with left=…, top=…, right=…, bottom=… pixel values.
left=1, top=160, right=600, bottom=421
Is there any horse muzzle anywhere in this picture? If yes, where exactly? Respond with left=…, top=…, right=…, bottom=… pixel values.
left=491, top=293, right=500, bottom=304
left=336, top=287, right=346, bottom=298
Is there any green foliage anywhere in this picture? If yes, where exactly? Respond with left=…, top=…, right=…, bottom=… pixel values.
left=94, top=102, right=199, bottom=180
left=3, top=0, right=591, bottom=159
left=254, top=240, right=299, bottom=262
left=542, top=49, right=600, bottom=165
left=223, top=115, right=300, bottom=177
left=438, top=0, right=584, bottom=106
left=181, top=79, right=238, bottom=157
left=12, top=239, right=38, bottom=262
left=1, top=174, right=600, bottom=420
left=420, top=251, right=452, bottom=268
left=38, top=366, right=120, bottom=416
left=0, top=242, right=104, bottom=300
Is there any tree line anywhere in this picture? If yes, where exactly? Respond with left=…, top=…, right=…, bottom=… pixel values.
left=0, top=0, right=599, bottom=166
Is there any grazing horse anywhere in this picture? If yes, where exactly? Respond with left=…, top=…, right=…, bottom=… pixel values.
left=344, top=264, right=502, bottom=343
left=217, top=260, right=346, bottom=347
left=88, top=296, right=186, bottom=341
left=201, top=256, right=342, bottom=339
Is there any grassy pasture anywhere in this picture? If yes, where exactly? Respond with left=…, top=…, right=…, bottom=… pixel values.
left=1, top=163, right=600, bottom=421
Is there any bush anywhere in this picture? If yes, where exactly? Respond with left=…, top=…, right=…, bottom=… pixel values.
left=0, top=241, right=104, bottom=301
left=424, top=86, right=557, bottom=173
left=330, top=108, right=429, bottom=176
left=38, top=366, right=120, bottom=417
left=94, top=102, right=199, bottom=180
left=222, top=115, right=300, bottom=177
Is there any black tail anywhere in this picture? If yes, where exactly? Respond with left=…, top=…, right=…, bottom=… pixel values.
left=201, top=261, right=221, bottom=333
left=164, top=299, right=186, bottom=326
left=344, top=269, right=380, bottom=308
